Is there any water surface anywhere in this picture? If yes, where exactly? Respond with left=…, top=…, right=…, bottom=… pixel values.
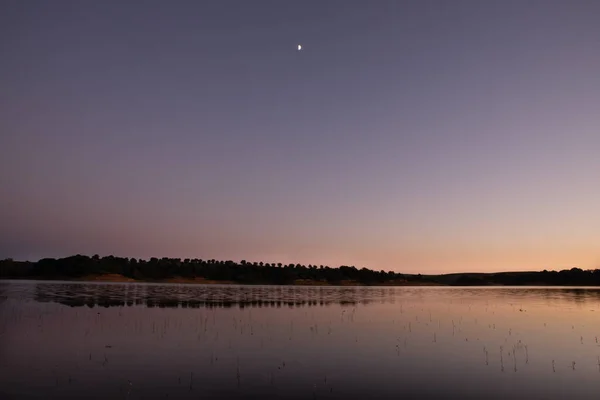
left=1, top=281, right=600, bottom=399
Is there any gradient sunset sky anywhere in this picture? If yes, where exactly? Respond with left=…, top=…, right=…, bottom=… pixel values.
left=1, top=1, right=599, bottom=273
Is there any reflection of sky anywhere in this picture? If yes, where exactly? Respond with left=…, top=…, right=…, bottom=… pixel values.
left=1, top=2, right=600, bottom=273
left=2, top=282, right=600, bottom=399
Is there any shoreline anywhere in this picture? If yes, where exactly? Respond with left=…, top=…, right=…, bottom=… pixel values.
left=3, top=275, right=599, bottom=287
left=1, top=274, right=444, bottom=286
left=2, top=257, right=598, bottom=287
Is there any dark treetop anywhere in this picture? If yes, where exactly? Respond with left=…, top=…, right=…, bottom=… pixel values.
left=1, top=255, right=599, bottom=286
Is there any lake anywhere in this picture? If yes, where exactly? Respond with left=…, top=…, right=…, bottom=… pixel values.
left=1, top=281, right=599, bottom=399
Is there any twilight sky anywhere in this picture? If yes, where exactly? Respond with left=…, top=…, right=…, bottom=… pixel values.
left=1, top=0, right=599, bottom=273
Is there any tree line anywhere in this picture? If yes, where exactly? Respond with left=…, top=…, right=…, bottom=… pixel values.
left=1, top=255, right=599, bottom=286
left=0, top=255, right=406, bottom=285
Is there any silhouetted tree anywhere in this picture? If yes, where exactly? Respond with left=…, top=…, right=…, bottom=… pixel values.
left=2, top=256, right=599, bottom=286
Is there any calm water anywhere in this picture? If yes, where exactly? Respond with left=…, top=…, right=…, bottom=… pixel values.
left=1, top=281, right=600, bottom=399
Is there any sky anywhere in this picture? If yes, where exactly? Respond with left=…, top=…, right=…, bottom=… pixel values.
left=1, top=0, right=599, bottom=274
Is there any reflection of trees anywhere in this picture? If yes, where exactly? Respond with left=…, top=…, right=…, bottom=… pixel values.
left=32, top=283, right=397, bottom=309
left=30, top=283, right=600, bottom=310
left=490, top=287, right=600, bottom=305
left=37, top=297, right=367, bottom=309
left=0, top=282, right=8, bottom=305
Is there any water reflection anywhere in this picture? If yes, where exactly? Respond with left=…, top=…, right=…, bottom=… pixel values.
left=1, top=281, right=600, bottom=400
left=16, top=281, right=600, bottom=309
left=28, top=283, right=403, bottom=308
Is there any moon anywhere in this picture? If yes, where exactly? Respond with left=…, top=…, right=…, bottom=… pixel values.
left=297, top=44, right=302, bottom=51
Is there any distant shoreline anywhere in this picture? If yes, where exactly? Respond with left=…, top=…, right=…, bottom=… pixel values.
left=1, top=256, right=599, bottom=286
left=2, top=274, right=444, bottom=286
left=3, top=274, right=600, bottom=287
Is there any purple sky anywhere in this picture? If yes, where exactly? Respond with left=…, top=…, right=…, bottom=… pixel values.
left=1, top=0, right=599, bottom=273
